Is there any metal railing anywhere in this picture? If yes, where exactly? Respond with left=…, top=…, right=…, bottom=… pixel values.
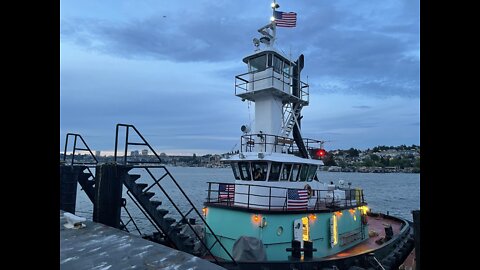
left=62, top=133, right=136, bottom=234
left=240, top=133, right=324, bottom=154
left=235, top=67, right=309, bottom=103
left=114, top=124, right=163, bottom=165
left=206, top=182, right=366, bottom=211
left=63, top=133, right=98, bottom=166
left=113, top=124, right=237, bottom=265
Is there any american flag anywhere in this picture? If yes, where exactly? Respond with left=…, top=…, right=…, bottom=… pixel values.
left=274, top=11, right=297, bottom=28
left=287, top=189, right=308, bottom=210
left=219, top=183, right=235, bottom=201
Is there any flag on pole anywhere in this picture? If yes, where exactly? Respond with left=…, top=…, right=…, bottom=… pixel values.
left=219, top=183, right=235, bottom=201
left=287, top=189, right=309, bottom=210
left=274, top=11, right=297, bottom=27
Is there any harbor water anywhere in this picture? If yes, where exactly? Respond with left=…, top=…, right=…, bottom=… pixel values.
left=74, top=167, right=419, bottom=235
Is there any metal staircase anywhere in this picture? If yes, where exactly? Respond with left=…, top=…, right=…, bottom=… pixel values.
left=62, top=133, right=98, bottom=203
left=114, top=124, right=236, bottom=264
left=62, top=133, right=142, bottom=234
left=282, top=103, right=303, bottom=138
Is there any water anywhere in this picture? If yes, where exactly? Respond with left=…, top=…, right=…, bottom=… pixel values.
left=74, top=167, right=419, bottom=235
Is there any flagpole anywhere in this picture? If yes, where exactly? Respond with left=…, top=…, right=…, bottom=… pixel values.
left=271, top=1, right=277, bottom=47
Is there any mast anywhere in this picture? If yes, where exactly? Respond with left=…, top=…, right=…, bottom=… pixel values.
left=235, top=1, right=310, bottom=157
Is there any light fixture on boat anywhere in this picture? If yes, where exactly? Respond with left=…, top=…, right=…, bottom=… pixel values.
left=334, top=211, right=343, bottom=217
left=252, top=214, right=261, bottom=224
left=349, top=209, right=356, bottom=214
left=241, top=124, right=251, bottom=133
left=271, top=2, right=280, bottom=9
left=253, top=38, right=260, bottom=47
left=308, top=214, right=317, bottom=222
left=260, top=36, right=271, bottom=45
left=358, top=206, right=369, bottom=215
left=202, top=207, right=208, bottom=217
left=270, top=16, right=275, bottom=22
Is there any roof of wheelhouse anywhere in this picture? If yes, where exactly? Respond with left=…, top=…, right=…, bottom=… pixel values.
left=222, top=152, right=324, bottom=165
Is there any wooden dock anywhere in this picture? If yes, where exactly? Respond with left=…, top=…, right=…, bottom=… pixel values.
left=60, top=210, right=226, bottom=270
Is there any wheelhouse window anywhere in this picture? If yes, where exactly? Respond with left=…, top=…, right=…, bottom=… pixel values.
left=307, top=165, right=318, bottom=182
left=231, top=163, right=240, bottom=180
left=298, top=164, right=309, bottom=182
left=280, top=163, right=292, bottom=181
left=291, top=164, right=301, bottom=182
left=238, top=162, right=251, bottom=180
left=249, top=55, right=267, bottom=72
left=273, top=55, right=283, bottom=73
left=252, top=162, right=268, bottom=181
left=283, top=62, right=291, bottom=77
left=268, top=162, right=282, bottom=181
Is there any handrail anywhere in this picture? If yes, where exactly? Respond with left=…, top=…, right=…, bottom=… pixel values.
left=235, top=67, right=309, bottom=103
left=63, top=133, right=98, bottom=166
left=240, top=133, right=324, bottom=154
left=114, top=124, right=163, bottom=165
left=206, top=181, right=365, bottom=211
left=113, top=124, right=237, bottom=264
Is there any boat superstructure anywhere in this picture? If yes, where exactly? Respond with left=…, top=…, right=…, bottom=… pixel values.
left=203, top=1, right=371, bottom=262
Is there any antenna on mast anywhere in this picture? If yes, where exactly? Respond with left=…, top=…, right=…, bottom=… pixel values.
left=254, top=1, right=279, bottom=49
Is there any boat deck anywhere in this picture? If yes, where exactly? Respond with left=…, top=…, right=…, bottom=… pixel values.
left=324, top=214, right=403, bottom=259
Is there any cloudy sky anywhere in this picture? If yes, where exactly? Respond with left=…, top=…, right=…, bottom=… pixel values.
left=60, top=0, right=419, bottom=156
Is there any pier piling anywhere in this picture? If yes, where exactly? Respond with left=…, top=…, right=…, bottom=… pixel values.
left=59, top=164, right=83, bottom=214
left=93, top=163, right=124, bottom=228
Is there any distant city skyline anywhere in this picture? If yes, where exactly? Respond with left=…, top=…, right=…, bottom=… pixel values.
left=60, top=0, right=419, bottom=155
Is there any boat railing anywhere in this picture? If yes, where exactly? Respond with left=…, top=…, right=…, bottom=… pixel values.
left=235, top=67, right=309, bottom=103
left=240, top=133, right=324, bottom=154
left=206, top=182, right=365, bottom=211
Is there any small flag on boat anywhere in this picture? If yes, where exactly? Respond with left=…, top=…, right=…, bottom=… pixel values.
left=274, top=11, right=297, bottom=28
left=219, top=183, right=235, bottom=201
left=287, top=189, right=309, bottom=210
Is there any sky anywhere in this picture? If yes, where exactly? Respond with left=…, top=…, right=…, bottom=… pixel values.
left=60, top=0, right=419, bottom=156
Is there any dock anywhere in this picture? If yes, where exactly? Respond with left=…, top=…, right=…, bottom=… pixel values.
left=60, top=211, right=226, bottom=270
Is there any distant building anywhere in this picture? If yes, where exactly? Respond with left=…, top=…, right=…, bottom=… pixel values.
left=95, top=150, right=101, bottom=157
left=141, top=149, right=148, bottom=156
left=131, top=150, right=139, bottom=156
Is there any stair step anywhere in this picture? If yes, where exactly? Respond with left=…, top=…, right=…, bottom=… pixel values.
left=143, top=192, right=155, bottom=200
left=150, top=200, right=162, bottom=209
left=164, top=217, right=176, bottom=226
left=177, top=233, right=190, bottom=240
left=129, top=174, right=141, bottom=182
left=136, top=183, right=148, bottom=191
left=182, top=242, right=195, bottom=251
left=156, top=208, right=169, bottom=217
left=169, top=226, right=182, bottom=233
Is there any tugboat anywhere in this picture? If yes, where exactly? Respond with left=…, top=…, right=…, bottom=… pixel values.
left=201, top=2, right=414, bottom=269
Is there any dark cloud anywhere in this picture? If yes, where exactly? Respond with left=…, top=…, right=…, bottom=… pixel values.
left=352, top=105, right=372, bottom=109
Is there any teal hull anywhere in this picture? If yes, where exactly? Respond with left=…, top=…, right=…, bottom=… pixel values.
left=204, top=206, right=369, bottom=261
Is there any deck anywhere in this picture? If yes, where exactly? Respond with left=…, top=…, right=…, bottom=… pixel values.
left=60, top=210, right=226, bottom=270
left=324, top=214, right=404, bottom=259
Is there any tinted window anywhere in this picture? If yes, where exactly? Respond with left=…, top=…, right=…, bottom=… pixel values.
left=291, top=164, right=301, bottom=182
left=249, top=55, right=267, bottom=72
left=307, top=165, right=318, bottom=182
left=298, top=164, right=308, bottom=181
left=231, top=163, right=240, bottom=180
left=252, top=162, right=268, bottom=181
left=239, top=162, right=251, bottom=180
left=273, top=55, right=283, bottom=73
left=280, top=164, right=292, bottom=181
left=269, top=162, right=282, bottom=181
